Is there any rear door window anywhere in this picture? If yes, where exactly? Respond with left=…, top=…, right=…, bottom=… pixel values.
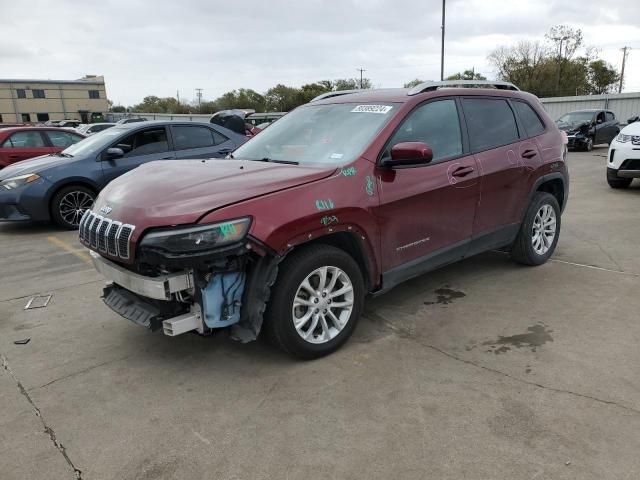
left=605, top=112, right=615, bottom=122
left=116, top=128, right=169, bottom=157
left=462, top=98, right=519, bottom=151
left=512, top=100, right=545, bottom=137
left=2, top=131, right=47, bottom=148
left=172, top=126, right=217, bottom=150
left=385, top=99, right=463, bottom=163
left=45, top=131, right=84, bottom=147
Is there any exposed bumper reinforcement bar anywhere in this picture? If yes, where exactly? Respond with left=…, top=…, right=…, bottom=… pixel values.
left=90, top=250, right=193, bottom=301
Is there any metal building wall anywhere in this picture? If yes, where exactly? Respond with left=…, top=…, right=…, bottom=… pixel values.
left=540, top=92, right=640, bottom=123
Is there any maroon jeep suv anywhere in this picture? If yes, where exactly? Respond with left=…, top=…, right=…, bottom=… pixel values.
left=80, top=81, right=568, bottom=359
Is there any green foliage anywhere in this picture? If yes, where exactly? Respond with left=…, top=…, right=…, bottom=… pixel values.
left=110, top=105, right=127, bottom=113
left=403, top=79, right=424, bottom=88
left=446, top=70, right=487, bottom=80
left=489, top=25, right=619, bottom=97
left=132, top=96, right=191, bottom=114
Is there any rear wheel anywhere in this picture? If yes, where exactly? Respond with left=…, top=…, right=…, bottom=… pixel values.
left=511, top=192, right=561, bottom=266
left=607, top=168, right=632, bottom=189
left=51, top=185, right=95, bottom=229
left=264, top=244, right=364, bottom=359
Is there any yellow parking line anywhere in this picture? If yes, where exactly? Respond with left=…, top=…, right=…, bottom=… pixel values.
left=47, top=236, right=92, bottom=265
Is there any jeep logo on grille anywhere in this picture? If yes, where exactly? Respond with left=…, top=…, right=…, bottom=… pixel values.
left=99, top=205, right=113, bottom=215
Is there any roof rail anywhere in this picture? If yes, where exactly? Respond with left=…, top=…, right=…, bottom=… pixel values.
left=407, top=80, right=520, bottom=96
left=310, top=89, right=364, bottom=102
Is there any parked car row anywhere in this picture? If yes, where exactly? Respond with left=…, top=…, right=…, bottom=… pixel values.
left=0, top=127, right=85, bottom=168
left=0, top=121, right=247, bottom=227
left=555, top=109, right=620, bottom=151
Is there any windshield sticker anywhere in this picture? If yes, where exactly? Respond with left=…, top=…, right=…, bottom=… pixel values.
left=315, top=199, right=334, bottom=210
left=330, top=153, right=344, bottom=159
left=351, top=105, right=393, bottom=114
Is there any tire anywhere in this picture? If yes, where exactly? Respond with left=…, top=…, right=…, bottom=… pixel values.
left=263, top=244, right=364, bottom=359
left=510, top=192, right=561, bottom=266
left=607, top=168, right=632, bottom=189
left=584, top=137, right=594, bottom=151
left=50, top=185, right=96, bottom=229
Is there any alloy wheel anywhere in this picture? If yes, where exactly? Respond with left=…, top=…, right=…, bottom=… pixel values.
left=59, top=190, right=94, bottom=227
left=292, top=266, right=354, bottom=344
left=531, top=204, right=556, bottom=255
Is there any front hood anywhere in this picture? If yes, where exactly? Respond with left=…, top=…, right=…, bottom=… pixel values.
left=94, top=159, right=337, bottom=227
left=621, top=122, right=640, bottom=135
left=0, top=154, right=73, bottom=180
left=556, top=121, right=589, bottom=133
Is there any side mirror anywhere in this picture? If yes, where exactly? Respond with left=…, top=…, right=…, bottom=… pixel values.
left=597, top=118, right=603, bottom=124
left=105, top=147, right=124, bottom=159
left=382, top=142, right=433, bottom=168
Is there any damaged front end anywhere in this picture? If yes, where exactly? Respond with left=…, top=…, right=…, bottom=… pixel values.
left=90, top=217, right=279, bottom=343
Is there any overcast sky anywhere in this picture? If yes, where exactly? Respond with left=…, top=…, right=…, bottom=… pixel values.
left=2, top=0, right=639, bottom=105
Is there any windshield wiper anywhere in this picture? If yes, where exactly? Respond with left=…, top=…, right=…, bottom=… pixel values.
left=252, top=157, right=299, bottom=165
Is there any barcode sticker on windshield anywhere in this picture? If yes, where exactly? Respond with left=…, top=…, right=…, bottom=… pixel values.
left=351, top=105, right=393, bottom=114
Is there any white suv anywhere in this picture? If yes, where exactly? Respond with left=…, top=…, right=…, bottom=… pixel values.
left=607, top=120, right=640, bottom=188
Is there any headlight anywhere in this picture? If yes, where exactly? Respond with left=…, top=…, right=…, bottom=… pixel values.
left=0, top=173, right=40, bottom=190
left=616, top=133, right=632, bottom=143
left=140, top=217, right=251, bottom=254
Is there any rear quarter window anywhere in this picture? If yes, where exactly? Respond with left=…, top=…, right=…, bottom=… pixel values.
left=462, top=98, right=519, bottom=152
left=512, top=100, right=546, bottom=137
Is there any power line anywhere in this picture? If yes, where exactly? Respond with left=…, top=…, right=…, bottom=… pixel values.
left=195, top=88, right=203, bottom=109
left=619, top=47, right=630, bottom=94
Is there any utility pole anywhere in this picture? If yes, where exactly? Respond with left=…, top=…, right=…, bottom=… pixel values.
left=356, top=68, right=366, bottom=89
left=551, top=35, right=569, bottom=93
left=440, top=0, right=446, bottom=81
left=195, top=88, right=203, bottom=110
left=176, top=90, right=180, bottom=104
left=619, top=47, right=629, bottom=94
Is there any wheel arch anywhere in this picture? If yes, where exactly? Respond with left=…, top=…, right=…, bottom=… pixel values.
left=530, top=172, right=567, bottom=213
left=47, top=180, right=99, bottom=219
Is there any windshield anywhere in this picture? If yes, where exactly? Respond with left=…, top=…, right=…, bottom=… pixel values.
left=557, top=112, right=594, bottom=125
left=232, top=103, right=398, bottom=165
left=62, top=127, right=128, bottom=156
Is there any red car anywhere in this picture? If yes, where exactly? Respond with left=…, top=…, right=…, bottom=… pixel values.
left=81, top=81, right=568, bottom=359
left=0, top=127, right=85, bottom=168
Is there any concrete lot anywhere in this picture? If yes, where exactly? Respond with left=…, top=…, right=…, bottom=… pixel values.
left=1, top=148, right=639, bottom=480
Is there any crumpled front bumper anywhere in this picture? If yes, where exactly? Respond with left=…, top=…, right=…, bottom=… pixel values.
left=89, top=250, right=193, bottom=301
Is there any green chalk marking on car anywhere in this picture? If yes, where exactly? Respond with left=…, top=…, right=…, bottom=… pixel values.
left=365, top=176, right=374, bottom=196
left=341, top=167, right=356, bottom=176
left=315, top=199, right=335, bottom=210
left=219, top=223, right=236, bottom=238
left=320, top=215, right=339, bottom=226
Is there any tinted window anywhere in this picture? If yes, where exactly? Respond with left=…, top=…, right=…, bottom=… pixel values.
left=173, top=126, right=215, bottom=150
left=16, top=89, right=26, bottom=98
left=37, top=113, right=50, bottom=122
left=512, top=101, right=545, bottom=137
left=3, top=131, right=46, bottom=148
left=212, top=130, right=228, bottom=145
left=605, top=112, right=615, bottom=122
left=386, top=99, right=462, bottom=162
left=116, top=128, right=168, bottom=157
left=596, top=111, right=606, bottom=123
left=463, top=98, right=519, bottom=151
left=32, top=89, right=45, bottom=99
left=89, top=90, right=100, bottom=99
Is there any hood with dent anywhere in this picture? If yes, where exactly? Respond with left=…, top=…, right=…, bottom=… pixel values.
left=94, top=159, right=337, bottom=226
left=0, top=154, right=75, bottom=180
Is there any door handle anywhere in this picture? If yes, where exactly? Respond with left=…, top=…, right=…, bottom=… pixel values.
left=451, top=166, right=474, bottom=177
left=521, top=149, right=537, bottom=159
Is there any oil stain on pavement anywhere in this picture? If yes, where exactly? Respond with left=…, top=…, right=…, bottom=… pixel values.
left=424, top=287, right=466, bottom=306
left=482, top=323, right=554, bottom=355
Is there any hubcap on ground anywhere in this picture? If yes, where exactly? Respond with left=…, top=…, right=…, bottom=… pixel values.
left=531, top=204, right=556, bottom=255
left=59, top=191, right=94, bottom=226
left=292, top=266, right=354, bottom=344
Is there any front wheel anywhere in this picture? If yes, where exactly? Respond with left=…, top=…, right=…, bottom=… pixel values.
left=511, top=192, right=561, bottom=266
left=51, top=185, right=95, bottom=229
left=264, top=244, right=364, bottom=359
left=584, top=137, right=594, bottom=151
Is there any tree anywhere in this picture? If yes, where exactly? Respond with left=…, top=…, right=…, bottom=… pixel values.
left=334, top=77, right=372, bottom=90
left=264, top=84, right=302, bottom=111
left=588, top=60, right=620, bottom=94
left=446, top=69, right=487, bottom=80
left=110, top=105, right=127, bottom=113
left=210, top=89, right=266, bottom=113
left=403, top=79, right=424, bottom=88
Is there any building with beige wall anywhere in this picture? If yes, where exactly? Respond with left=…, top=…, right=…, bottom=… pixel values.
left=0, top=75, right=109, bottom=124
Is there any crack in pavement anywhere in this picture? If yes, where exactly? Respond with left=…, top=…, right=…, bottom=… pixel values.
left=365, top=312, right=640, bottom=416
left=29, top=353, right=136, bottom=392
left=1, top=354, right=83, bottom=479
